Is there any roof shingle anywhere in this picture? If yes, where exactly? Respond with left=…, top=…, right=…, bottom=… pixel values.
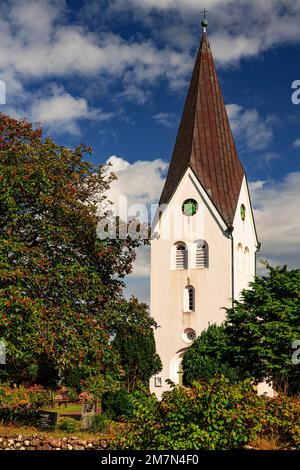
left=160, top=32, right=245, bottom=226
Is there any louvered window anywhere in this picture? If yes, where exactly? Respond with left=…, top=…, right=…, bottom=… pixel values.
left=194, top=241, right=208, bottom=268
left=175, top=243, right=188, bottom=270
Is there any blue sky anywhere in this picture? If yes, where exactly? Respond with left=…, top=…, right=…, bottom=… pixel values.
left=1, top=0, right=300, bottom=302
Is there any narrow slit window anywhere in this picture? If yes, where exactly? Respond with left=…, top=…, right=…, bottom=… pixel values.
left=184, top=286, right=195, bottom=312
left=188, top=287, right=195, bottom=311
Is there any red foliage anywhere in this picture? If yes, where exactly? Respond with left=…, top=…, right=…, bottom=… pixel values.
left=0, top=113, right=42, bottom=150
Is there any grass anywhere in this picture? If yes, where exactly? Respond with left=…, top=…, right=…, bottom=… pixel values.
left=249, top=434, right=287, bottom=450
left=44, top=404, right=82, bottom=414
left=0, top=422, right=115, bottom=440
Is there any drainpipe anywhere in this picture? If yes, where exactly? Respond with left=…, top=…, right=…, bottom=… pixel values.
left=255, top=242, right=262, bottom=277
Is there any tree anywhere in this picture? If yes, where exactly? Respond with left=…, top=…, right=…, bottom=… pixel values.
left=0, top=113, right=150, bottom=391
left=113, top=297, right=162, bottom=392
left=225, top=264, right=300, bottom=394
left=182, top=324, right=241, bottom=386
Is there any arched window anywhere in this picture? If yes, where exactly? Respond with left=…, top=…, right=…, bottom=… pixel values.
left=193, top=240, right=208, bottom=269
left=184, top=286, right=195, bottom=312
left=173, top=242, right=188, bottom=270
left=237, top=243, right=243, bottom=273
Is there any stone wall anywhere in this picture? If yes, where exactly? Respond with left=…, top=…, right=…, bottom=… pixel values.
left=0, top=433, right=110, bottom=450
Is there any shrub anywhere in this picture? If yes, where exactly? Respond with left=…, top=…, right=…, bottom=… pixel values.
left=56, top=417, right=81, bottom=433
left=113, top=377, right=300, bottom=450
left=112, top=300, right=162, bottom=392
left=182, top=324, right=241, bottom=385
left=258, top=393, right=300, bottom=448
left=0, top=383, right=51, bottom=425
left=225, top=265, right=300, bottom=395
left=26, top=384, right=52, bottom=408
left=66, top=387, right=79, bottom=403
left=102, top=388, right=150, bottom=420
left=102, top=389, right=133, bottom=420
left=88, top=413, right=110, bottom=434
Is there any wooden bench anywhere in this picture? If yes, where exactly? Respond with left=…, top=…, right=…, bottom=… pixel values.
left=55, top=392, right=70, bottom=408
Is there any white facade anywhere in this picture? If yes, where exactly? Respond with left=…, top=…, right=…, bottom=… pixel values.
left=150, top=170, right=258, bottom=399
left=233, top=176, right=258, bottom=299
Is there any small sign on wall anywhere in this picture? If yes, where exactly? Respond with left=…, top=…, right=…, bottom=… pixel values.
left=154, top=376, right=163, bottom=387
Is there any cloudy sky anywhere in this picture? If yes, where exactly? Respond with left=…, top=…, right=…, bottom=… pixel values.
left=1, top=0, right=300, bottom=302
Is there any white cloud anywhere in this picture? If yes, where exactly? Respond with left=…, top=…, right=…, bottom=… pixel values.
left=116, top=86, right=150, bottom=106
left=226, top=104, right=274, bottom=151
left=109, top=0, right=223, bottom=14
left=129, top=246, right=151, bottom=278
left=32, top=91, right=113, bottom=135
left=0, top=1, right=192, bottom=87
left=106, top=155, right=167, bottom=211
left=104, top=156, right=167, bottom=283
left=293, top=138, right=300, bottom=148
left=211, top=34, right=261, bottom=64
left=2, top=0, right=300, bottom=123
left=250, top=172, right=300, bottom=267
left=125, top=273, right=150, bottom=304
left=108, top=0, right=300, bottom=65
left=153, top=112, right=178, bottom=129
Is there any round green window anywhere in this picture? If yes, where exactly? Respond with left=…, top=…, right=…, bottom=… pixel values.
left=182, top=199, right=198, bottom=217
left=240, top=204, right=246, bottom=221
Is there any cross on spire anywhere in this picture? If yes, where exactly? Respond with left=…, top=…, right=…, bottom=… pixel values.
left=201, top=8, right=208, bottom=31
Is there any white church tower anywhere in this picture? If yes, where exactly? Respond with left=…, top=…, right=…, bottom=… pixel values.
left=150, top=20, right=259, bottom=398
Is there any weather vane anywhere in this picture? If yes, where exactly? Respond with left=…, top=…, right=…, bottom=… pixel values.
left=201, top=8, right=208, bottom=31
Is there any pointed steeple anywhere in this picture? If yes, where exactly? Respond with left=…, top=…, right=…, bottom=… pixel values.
left=160, top=25, right=245, bottom=226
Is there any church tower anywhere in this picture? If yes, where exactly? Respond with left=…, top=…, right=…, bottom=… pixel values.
left=150, top=19, right=259, bottom=398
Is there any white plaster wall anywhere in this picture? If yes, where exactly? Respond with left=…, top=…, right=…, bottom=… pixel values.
left=256, top=381, right=276, bottom=398
left=232, top=176, right=258, bottom=299
left=150, top=168, right=233, bottom=398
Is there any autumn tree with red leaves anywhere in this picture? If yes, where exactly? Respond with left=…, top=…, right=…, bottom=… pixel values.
left=0, top=114, right=156, bottom=392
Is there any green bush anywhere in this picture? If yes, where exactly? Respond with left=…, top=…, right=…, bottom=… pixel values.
left=113, top=377, right=300, bottom=450
left=65, top=387, right=79, bottom=403
left=182, top=324, right=241, bottom=385
left=225, top=265, right=300, bottom=395
left=102, top=388, right=150, bottom=420
left=0, top=383, right=52, bottom=425
left=89, top=413, right=110, bottom=434
left=102, top=389, right=133, bottom=420
left=56, top=417, right=81, bottom=433
left=259, top=393, right=300, bottom=447
left=113, top=304, right=162, bottom=392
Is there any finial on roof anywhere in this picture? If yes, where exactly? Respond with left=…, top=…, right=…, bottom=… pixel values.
left=201, top=8, right=208, bottom=32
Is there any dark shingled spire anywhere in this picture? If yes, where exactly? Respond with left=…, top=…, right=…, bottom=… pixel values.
left=160, top=32, right=245, bottom=226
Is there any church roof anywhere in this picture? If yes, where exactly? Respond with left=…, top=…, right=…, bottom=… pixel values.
left=159, top=32, right=245, bottom=226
